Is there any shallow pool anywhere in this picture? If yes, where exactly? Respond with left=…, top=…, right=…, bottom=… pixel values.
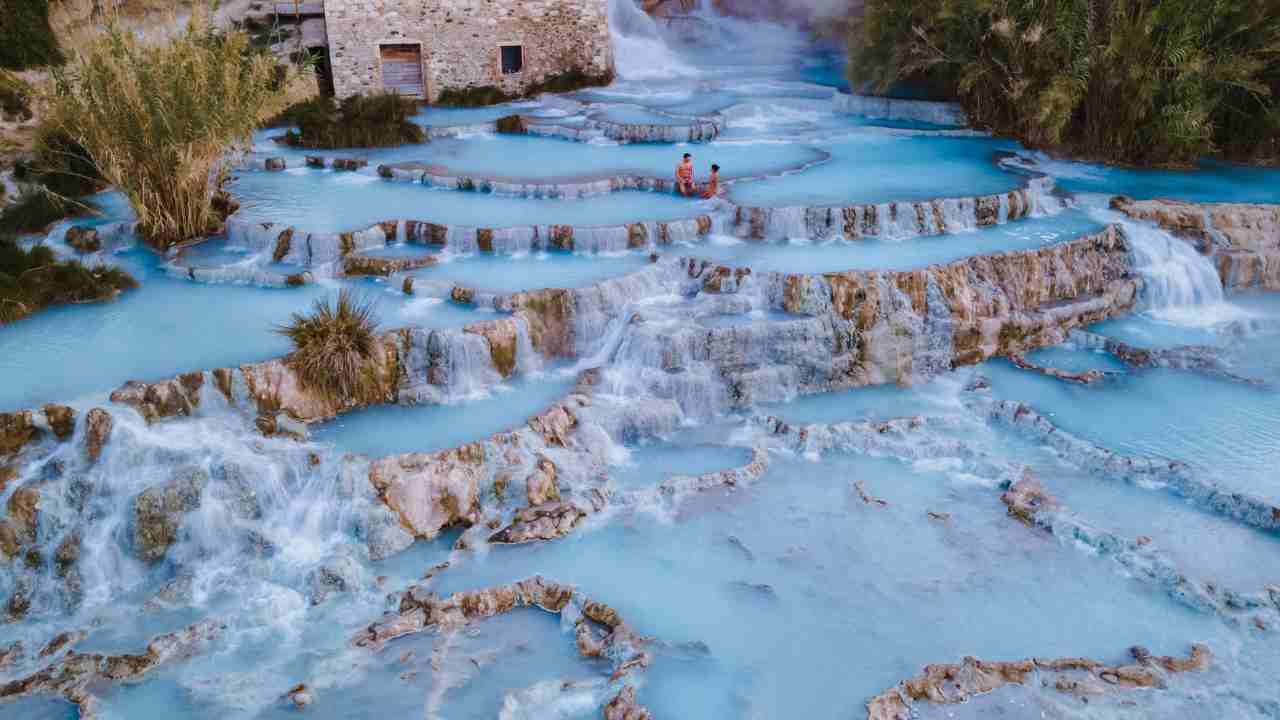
left=228, top=169, right=713, bottom=233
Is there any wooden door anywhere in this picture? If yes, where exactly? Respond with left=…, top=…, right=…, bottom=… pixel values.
left=380, top=44, right=424, bottom=98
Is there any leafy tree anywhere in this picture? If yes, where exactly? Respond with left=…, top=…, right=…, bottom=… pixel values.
left=847, top=0, right=1280, bottom=166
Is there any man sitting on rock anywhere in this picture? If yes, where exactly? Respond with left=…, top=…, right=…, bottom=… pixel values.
left=676, top=153, right=696, bottom=196
left=701, top=164, right=721, bottom=199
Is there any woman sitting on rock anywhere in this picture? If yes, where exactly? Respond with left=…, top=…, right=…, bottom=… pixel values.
left=701, top=164, right=721, bottom=199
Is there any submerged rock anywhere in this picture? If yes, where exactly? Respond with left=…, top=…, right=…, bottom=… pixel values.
left=133, top=467, right=208, bottom=562
left=0, top=618, right=223, bottom=711
left=1000, top=471, right=1057, bottom=526
left=604, top=685, right=652, bottom=720
left=64, top=226, right=101, bottom=253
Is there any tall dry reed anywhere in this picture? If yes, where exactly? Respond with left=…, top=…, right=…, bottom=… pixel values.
left=45, top=12, right=291, bottom=249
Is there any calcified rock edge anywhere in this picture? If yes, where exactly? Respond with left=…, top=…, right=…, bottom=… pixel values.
left=354, top=576, right=653, bottom=719
left=4, top=195, right=1280, bottom=715
left=865, top=644, right=1211, bottom=720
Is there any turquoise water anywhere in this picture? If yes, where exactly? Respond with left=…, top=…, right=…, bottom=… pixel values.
left=0, top=249, right=483, bottom=410
left=409, top=251, right=653, bottom=293
left=684, top=209, right=1103, bottom=273
left=229, top=169, right=713, bottom=233
left=312, top=376, right=577, bottom=458
left=1044, top=156, right=1280, bottom=204
left=7, top=4, right=1280, bottom=718
left=727, top=134, right=1022, bottom=207
left=251, top=131, right=828, bottom=182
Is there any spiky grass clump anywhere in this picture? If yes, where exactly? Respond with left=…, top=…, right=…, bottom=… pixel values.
left=276, top=290, right=383, bottom=403
left=45, top=13, right=292, bottom=250
left=0, top=235, right=137, bottom=325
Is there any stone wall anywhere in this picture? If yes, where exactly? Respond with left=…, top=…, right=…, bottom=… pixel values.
left=322, top=0, right=614, bottom=101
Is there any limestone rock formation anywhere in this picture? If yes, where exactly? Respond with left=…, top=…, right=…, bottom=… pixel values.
left=0, top=486, right=41, bottom=559
left=464, top=318, right=522, bottom=378
left=368, top=444, right=484, bottom=540
left=342, top=253, right=436, bottom=277
left=0, top=618, right=223, bottom=713
left=110, top=373, right=205, bottom=423
left=1001, top=471, right=1058, bottom=526
left=41, top=405, right=76, bottom=440
left=1111, top=197, right=1280, bottom=290
left=133, top=467, right=208, bottom=562
left=488, top=502, right=586, bottom=544
left=0, top=411, right=39, bottom=458
left=865, top=645, right=1211, bottom=719
left=524, top=456, right=560, bottom=506
left=604, top=685, right=652, bottom=720
left=64, top=226, right=101, bottom=253
left=84, top=408, right=113, bottom=463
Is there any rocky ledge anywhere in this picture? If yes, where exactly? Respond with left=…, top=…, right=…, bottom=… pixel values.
left=730, top=175, right=1055, bottom=241
left=352, top=576, right=652, bottom=718
left=1111, top=196, right=1280, bottom=291
left=866, top=644, right=1211, bottom=720
left=0, top=618, right=224, bottom=718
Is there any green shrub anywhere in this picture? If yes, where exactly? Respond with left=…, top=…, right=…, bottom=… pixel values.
left=31, top=126, right=104, bottom=198
left=0, top=235, right=137, bottom=325
left=848, top=0, right=1280, bottom=167
left=46, top=15, right=290, bottom=250
left=0, top=0, right=64, bottom=70
left=276, top=92, right=425, bottom=148
left=0, top=72, right=33, bottom=121
left=0, top=192, right=87, bottom=235
left=276, top=289, right=382, bottom=402
left=434, top=68, right=614, bottom=107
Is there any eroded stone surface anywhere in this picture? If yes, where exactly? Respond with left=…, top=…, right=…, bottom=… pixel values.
left=1112, top=197, right=1280, bottom=290
left=866, top=644, right=1211, bottom=719
left=0, top=619, right=223, bottom=712
left=133, top=467, right=208, bottom=563
left=368, top=444, right=485, bottom=540
left=84, top=409, right=113, bottom=463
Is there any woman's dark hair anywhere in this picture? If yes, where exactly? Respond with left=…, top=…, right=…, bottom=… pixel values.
left=682, top=153, right=691, bottom=159
left=711, top=164, right=720, bottom=171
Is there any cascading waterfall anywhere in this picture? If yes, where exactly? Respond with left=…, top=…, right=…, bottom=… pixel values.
left=1088, top=202, right=1242, bottom=326
left=607, top=0, right=697, bottom=80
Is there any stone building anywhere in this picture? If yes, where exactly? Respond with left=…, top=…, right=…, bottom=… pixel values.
left=317, top=0, right=615, bottom=101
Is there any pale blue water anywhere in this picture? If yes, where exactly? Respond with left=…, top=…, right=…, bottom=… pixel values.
left=8, top=7, right=1280, bottom=719
left=0, top=250, right=483, bottom=410
left=592, top=104, right=700, bottom=126
left=608, top=443, right=752, bottom=488
left=728, top=134, right=1021, bottom=207
left=1047, top=157, right=1280, bottom=204
left=409, top=251, right=653, bottom=292
left=250, top=131, right=828, bottom=182
left=684, top=209, right=1103, bottom=273
left=985, top=360, right=1280, bottom=502
left=432, top=453, right=1225, bottom=718
left=229, top=169, right=713, bottom=233
left=311, top=376, right=577, bottom=458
